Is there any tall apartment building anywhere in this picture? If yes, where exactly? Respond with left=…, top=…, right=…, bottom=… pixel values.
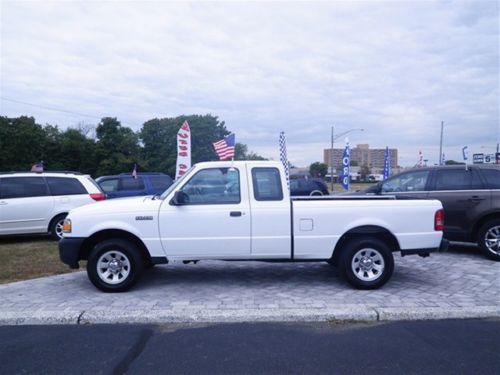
left=323, top=144, right=398, bottom=169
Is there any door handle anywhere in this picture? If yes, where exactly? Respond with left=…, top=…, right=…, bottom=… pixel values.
left=230, top=211, right=242, bottom=217
left=469, top=196, right=485, bottom=202
left=0, top=201, right=7, bottom=205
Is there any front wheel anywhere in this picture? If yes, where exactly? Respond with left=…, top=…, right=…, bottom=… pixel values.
left=340, top=237, right=394, bottom=289
left=477, top=219, right=500, bottom=261
left=87, top=239, right=144, bottom=292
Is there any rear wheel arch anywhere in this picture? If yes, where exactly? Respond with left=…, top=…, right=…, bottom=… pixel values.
left=329, top=225, right=400, bottom=266
left=80, top=229, right=152, bottom=267
left=472, top=213, right=500, bottom=241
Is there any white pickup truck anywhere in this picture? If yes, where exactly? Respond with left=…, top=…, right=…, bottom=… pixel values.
left=59, top=161, right=446, bottom=292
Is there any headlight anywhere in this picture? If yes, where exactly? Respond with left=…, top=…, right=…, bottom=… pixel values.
left=62, top=218, right=72, bottom=233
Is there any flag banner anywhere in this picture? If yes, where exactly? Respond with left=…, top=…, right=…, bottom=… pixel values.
left=462, top=146, right=469, bottom=161
left=383, top=146, right=391, bottom=180
left=442, top=153, right=446, bottom=165
left=279, top=131, right=289, bottom=189
left=132, top=163, right=138, bottom=179
left=31, top=161, right=43, bottom=172
left=341, top=139, right=350, bottom=191
left=418, top=150, right=423, bottom=167
left=175, top=121, right=191, bottom=179
left=213, top=133, right=235, bottom=160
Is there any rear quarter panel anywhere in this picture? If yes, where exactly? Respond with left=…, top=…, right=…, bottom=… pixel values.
left=292, top=198, right=443, bottom=259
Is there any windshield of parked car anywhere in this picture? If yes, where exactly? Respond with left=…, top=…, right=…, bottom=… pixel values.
left=159, top=166, right=194, bottom=199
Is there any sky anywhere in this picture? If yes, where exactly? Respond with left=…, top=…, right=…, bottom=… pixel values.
left=1, top=0, right=499, bottom=167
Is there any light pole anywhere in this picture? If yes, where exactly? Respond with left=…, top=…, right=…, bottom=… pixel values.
left=330, top=126, right=364, bottom=192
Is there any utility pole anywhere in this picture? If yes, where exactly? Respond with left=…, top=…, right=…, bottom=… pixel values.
left=439, top=121, right=444, bottom=165
left=330, top=125, right=335, bottom=192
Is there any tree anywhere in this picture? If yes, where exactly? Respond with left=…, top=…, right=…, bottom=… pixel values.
left=445, top=160, right=465, bottom=165
left=140, top=115, right=230, bottom=176
left=0, top=116, right=45, bottom=171
left=309, top=162, right=328, bottom=178
left=235, top=143, right=267, bottom=160
left=95, top=117, right=141, bottom=176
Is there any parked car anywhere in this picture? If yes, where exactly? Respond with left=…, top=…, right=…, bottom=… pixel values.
left=96, top=173, right=173, bottom=199
left=290, top=179, right=329, bottom=196
left=59, top=161, right=444, bottom=292
left=0, top=172, right=105, bottom=240
left=359, top=164, right=500, bottom=261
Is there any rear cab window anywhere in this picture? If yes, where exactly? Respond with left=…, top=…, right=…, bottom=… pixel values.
left=251, top=168, right=283, bottom=201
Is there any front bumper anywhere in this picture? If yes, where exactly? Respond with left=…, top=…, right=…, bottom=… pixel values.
left=401, top=239, right=449, bottom=257
left=59, top=237, right=85, bottom=269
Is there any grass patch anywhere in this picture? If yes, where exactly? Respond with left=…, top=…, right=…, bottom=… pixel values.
left=0, top=236, right=83, bottom=284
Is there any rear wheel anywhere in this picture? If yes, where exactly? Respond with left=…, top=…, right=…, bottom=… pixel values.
left=340, top=237, right=394, bottom=289
left=87, top=239, right=144, bottom=292
left=49, top=214, right=67, bottom=241
left=477, top=219, right=500, bottom=261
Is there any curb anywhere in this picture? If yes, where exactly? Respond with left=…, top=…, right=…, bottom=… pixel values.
left=1, top=306, right=499, bottom=325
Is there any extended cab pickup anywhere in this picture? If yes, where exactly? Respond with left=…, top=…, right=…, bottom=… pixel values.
left=59, top=161, right=445, bottom=292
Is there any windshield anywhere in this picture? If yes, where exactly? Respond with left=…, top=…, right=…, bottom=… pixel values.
left=160, top=166, right=194, bottom=199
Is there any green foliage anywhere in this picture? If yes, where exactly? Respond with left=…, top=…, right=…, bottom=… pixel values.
left=0, top=115, right=266, bottom=177
left=309, top=162, right=328, bottom=178
left=445, top=160, right=465, bottom=165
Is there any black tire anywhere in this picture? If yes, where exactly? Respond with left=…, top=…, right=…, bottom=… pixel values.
left=477, top=219, right=500, bottom=261
left=340, top=236, right=394, bottom=290
left=49, top=214, right=67, bottom=241
left=87, top=239, right=144, bottom=292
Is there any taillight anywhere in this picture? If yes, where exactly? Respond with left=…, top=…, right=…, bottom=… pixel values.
left=435, top=209, right=444, bottom=231
left=90, top=193, right=106, bottom=201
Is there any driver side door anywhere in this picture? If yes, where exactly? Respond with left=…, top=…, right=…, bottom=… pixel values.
left=159, top=167, right=251, bottom=258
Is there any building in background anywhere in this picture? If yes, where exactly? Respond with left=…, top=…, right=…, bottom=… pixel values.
left=324, top=144, right=398, bottom=171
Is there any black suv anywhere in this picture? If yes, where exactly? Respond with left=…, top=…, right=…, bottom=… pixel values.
left=96, top=173, right=173, bottom=199
left=290, top=179, right=329, bottom=196
left=363, top=165, right=500, bottom=261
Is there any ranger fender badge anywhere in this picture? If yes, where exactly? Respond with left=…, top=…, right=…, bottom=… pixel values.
left=135, top=216, right=153, bottom=221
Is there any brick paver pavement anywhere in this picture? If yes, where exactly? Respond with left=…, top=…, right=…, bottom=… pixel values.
left=0, top=249, right=498, bottom=324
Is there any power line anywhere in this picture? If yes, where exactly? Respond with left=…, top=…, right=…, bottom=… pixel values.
left=0, top=96, right=136, bottom=127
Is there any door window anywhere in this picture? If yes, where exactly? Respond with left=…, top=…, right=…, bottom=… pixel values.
left=381, top=171, right=429, bottom=193
left=0, top=177, right=49, bottom=199
left=481, top=169, right=500, bottom=189
left=99, top=178, right=119, bottom=192
left=46, top=177, right=87, bottom=195
left=181, top=168, right=240, bottom=204
left=434, top=170, right=483, bottom=190
left=252, top=168, right=283, bottom=201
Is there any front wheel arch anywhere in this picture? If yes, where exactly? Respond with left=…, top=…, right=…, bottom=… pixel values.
left=80, top=229, right=153, bottom=267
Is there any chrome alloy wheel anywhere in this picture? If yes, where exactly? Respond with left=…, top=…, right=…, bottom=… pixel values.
left=97, top=250, right=131, bottom=285
left=55, top=219, right=65, bottom=239
left=484, top=225, right=500, bottom=255
left=351, top=248, right=385, bottom=282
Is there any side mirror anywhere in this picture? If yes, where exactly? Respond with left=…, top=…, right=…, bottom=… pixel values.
left=170, top=191, right=189, bottom=206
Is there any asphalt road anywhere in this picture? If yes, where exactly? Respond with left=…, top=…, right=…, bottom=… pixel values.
left=1, top=319, right=498, bottom=374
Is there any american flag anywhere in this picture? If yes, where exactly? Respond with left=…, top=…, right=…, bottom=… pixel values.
left=213, top=134, right=235, bottom=160
left=132, top=163, right=138, bottom=179
left=279, top=132, right=289, bottom=189
left=31, top=161, right=44, bottom=172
